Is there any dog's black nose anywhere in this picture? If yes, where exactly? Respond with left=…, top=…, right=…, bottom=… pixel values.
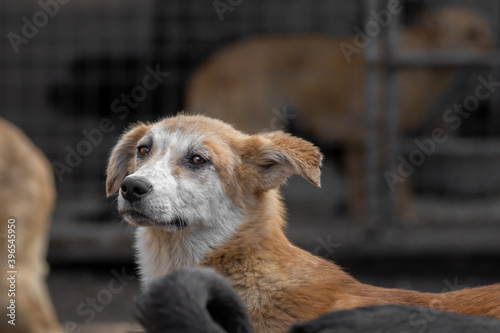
left=120, top=177, right=152, bottom=203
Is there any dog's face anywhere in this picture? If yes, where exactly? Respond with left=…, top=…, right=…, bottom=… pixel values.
left=106, top=115, right=322, bottom=233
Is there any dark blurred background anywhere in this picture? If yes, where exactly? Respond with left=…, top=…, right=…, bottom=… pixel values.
left=1, top=0, right=500, bottom=331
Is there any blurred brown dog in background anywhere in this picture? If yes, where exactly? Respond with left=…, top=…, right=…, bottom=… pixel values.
left=185, top=7, right=493, bottom=223
left=0, top=118, right=61, bottom=333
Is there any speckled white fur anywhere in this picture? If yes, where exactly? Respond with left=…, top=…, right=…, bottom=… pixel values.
left=118, top=124, right=242, bottom=290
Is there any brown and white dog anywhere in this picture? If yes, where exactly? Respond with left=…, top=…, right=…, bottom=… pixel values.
left=106, top=114, right=500, bottom=333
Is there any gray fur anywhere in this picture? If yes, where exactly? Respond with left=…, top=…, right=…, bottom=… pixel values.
left=136, top=267, right=251, bottom=333
left=290, top=304, right=500, bottom=333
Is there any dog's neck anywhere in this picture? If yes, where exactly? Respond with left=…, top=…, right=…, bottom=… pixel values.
left=135, top=226, right=222, bottom=289
left=135, top=189, right=286, bottom=290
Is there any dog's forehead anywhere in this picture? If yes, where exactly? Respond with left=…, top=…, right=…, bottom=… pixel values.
left=156, top=115, right=243, bottom=136
left=148, top=123, right=203, bottom=153
left=147, top=115, right=246, bottom=153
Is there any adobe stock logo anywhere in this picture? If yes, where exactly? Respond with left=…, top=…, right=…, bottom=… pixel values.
left=52, top=65, right=169, bottom=182
left=340, top=0, right=403, bottom=64
left=64, top=268, right=135, bottom=333
left=7, top=0, right=71, bottom=54
left=385, top=73, right=500, bottom=191
left=313, top=235, right=341, bottom=260
left=213, top=0, right=243, bottom=21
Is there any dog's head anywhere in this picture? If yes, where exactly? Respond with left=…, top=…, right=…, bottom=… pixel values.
left=106, top=114, right=322, bottom=232
left=413, top=7, right=493, bottom=51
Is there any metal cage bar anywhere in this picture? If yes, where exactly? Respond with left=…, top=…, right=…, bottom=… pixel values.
left=363, top=0, right=381, bottom=229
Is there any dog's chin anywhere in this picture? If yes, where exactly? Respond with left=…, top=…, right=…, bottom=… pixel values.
left=120, top=210, right=188, bottom=231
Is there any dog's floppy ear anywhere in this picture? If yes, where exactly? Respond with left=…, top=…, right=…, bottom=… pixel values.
left=241, top=131, right=322, bottom=191
left=106, top=122, right=150, bottom=196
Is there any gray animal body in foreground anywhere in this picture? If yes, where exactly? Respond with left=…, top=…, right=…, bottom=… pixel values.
left=136, top=267, right=251, bottom=333
left=291, top=304, right=500, bottom=333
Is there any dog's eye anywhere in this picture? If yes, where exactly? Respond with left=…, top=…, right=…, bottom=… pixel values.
left=138, top=145, right=150, bottom=157
left=190, top=155, right=206, bottom=165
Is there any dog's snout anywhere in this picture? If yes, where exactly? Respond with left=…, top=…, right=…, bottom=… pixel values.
left=120, top=177, right=152, bottom=203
